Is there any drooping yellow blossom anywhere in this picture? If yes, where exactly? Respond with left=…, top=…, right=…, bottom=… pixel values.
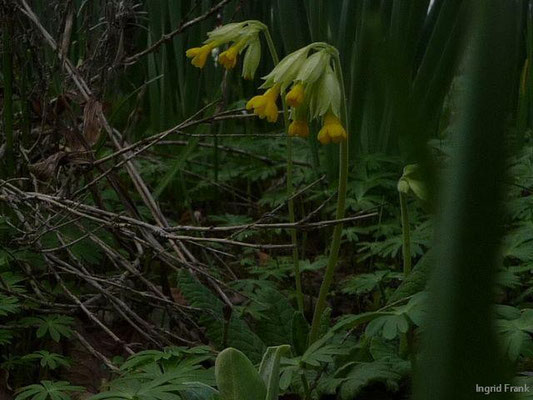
left=186, top=43, right=216, bottom=68
left=288, top=119, right=309, bottom=138
left=286, top=83, right=305, bottom=107
left=317, top=112, right=347, bottom=144
left=246, top=85, right=280, bottom=123
left=218, top=41, right=245, bottom=70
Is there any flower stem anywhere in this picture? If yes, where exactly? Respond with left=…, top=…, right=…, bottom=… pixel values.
left=308, top=52, right=349, bottom=345
left=263, top=29, right=304, bottom=312
left=399, top=191, right=412, bottom=276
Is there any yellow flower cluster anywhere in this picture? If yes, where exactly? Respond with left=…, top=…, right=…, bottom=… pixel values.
left=187, top=23, right=347, bottom=145
left=246, top=43, right=347, bottom=144
left=185, top=21, right=264, bottom=79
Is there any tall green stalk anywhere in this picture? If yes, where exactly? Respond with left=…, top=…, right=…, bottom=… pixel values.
left=309, top=53, right=349, bottom=345
left=3, top=12, right=14, bottom=176
left=399, top=191, right=411, bottom=276
left=263, top=29, right=304, bottom=313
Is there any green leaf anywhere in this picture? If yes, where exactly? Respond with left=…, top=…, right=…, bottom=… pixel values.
left=0, top=295, right=19, bottom=316
left=291, top=311, right=309, bottom=356
left=387, top=250, right=433, bottom=304
left=15, top=381, right=83, bottom=400
left=367, top=293, right=427, bottom=339
left=178, top=271, right=265, bottom=362
left=215, top=348, right=266, bottom=400
left=254, top=288, right=294, bottom=346
left=21, top=315, right=74, bottom=342
left=0, top=329, right=13, bottom=346
left=342, top=270, right=391, bottom=296
left=258, top=345, right=291, bottom=400
left=22, top=351, right=70, bottom=370
left=301, top=333, right=347, bottom=367
left=337, top=361, right=404, bottom=400
left=497, top=309, right=533, bottom=361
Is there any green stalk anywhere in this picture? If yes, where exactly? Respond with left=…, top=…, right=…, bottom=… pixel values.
left=263, top=29, right=304, bottom=313
left=309, top=53, right=349, bottom=345
left=3, top=13, right=14, bottom=176
left=399, top=191, right=411, bottom=276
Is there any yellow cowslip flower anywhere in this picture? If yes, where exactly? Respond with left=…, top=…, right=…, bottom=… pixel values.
left=246, top=85, right=280, bottom=123
left=218, top=42, right=244, bottom=70
left=286, top=83, right=305, bottom=107
left=288, top=119, right=309, bottom=138
left=317, top=112, right=347, bottom=144
left=186, top=43, right=216, bottom=68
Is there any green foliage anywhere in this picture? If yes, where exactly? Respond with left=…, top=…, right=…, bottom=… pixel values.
left=119, top=346, right=213, bottom=372
left=252, top=287, right=294, bottom=346
left=15, top=381, right=84, bottom=400
left=22, top=351, right=71, bottom=370
left=336, top=361, right=406, bottom=400
left=92, top=346, right=217, bottom=400
left=496, top=309, right=533, bottom=361
left=0, top=329, right=14, bottom=345
left=178, top=271, right=266, bottom=362
left=0, top=294, right=20, bottom=316
left=342, top=270, right=398, bottom=296
left=366, top=293, right=426, bottom=340
left=20, top=315, right=74, bottom=342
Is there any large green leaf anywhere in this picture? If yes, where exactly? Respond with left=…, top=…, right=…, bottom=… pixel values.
left=215, top=348, right=266, bottom=400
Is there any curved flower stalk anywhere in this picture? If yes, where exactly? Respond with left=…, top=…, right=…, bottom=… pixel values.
left=186, top=20, right=265, bottom=79
left=397, top=164, right=428, bottom=277
left=252, top=43, right=350, bottom=345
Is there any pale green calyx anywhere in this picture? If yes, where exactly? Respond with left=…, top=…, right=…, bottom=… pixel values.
left=310, top=65, right=341, bottom=118
left=296, top=49, right=330, bottom=85
left=260, top=46, right=311, bottom=89
left=398, top=164, right=428, bottom=201
left=242, top=37, right=261, bottom=80
left=206, top=20, right=265, bottom=45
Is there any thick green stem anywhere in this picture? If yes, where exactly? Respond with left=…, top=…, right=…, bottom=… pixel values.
left=263, top=29, right=304, bottom=312
left=399, top=191, right=412, bottom=276
left=309, top=53, right=349, bottom=345
left=3, top=13, right=14, bottom=176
